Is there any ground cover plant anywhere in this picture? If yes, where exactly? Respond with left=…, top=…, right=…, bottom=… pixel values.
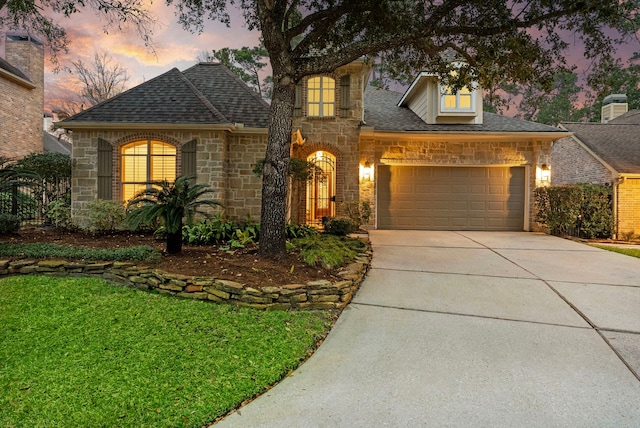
left=0, top=242, right=160, bottom=261
left=0, top=275, right=332, bottom=427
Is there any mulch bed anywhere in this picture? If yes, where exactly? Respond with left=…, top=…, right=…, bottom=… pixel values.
left=1, top=225, right=341, bottom=289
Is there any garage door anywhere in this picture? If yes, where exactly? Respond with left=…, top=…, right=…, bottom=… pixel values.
left=377, top=166, right=525, bottom=230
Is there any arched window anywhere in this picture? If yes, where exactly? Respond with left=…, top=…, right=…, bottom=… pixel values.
left=307, top=76, right=335, bottom=117
left=120, top=139, right=176, bottom=201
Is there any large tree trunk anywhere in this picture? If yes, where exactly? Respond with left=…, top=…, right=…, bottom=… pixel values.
left=258, top=78, right=296, bottom=258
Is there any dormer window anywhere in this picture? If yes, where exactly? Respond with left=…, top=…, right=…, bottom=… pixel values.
left=307, top=76, right=335, bottom=117
left=441, top=84, right=475, bottom=113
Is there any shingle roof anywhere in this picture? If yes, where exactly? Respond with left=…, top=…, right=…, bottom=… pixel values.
left=560, top=122, right=640, bottom=174
left=364, top=86, right=566, bottom=133
left=0, top=56, right=31, bottom=82
left=608, top=110, right=640, bottom=125
left=60, top=63, right=270, bottom=128
left=182, top=63, right=271, bottom=127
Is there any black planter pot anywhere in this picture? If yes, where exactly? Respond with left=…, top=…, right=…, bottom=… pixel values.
left=166, top=230, right=183, bottom=254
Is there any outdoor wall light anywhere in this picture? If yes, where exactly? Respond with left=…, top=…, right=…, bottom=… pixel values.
left=360, top=160, right=374, bottom=182
left=537, top=163, right=551, bottom=186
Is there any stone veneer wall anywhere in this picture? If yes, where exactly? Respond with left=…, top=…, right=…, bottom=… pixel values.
left=0, top=37, right=44, bottom=159
left=225, top=133, right=267, bottom=221
left=71, top=129, right=270, bottom=227
left=291, top=64, right=369, bottom=223
left=551, top=137, right=613, bottom=185
left=617, top=178, right=640, bottom=236
left=0, top=247, right=371, bottom=311
left=359, top=137, right=553, bottom=230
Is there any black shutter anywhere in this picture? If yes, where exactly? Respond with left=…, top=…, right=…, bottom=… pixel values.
left=181, top=139, right=197, bottom=178
left=97, top=138, right=113, bottom=200
left=294, top=83, right=303, bottom=117
left=340, top=75, right=351, bottom=117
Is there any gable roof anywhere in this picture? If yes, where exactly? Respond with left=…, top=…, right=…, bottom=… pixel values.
left=560, top=122, right=640, bottom=174
left=59, top=63, right=270, bottom=128
left=364, top=86, right=567, bottom=134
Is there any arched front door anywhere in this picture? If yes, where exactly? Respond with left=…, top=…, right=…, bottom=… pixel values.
left=306, top=151, right=336, bottom=226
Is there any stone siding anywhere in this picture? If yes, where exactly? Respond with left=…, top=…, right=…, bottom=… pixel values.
left=551, top=137, right=613, bottom=185
left=617, top=178, right=640, bottom=236
left=0, top=37, right=44, bottom=159
left=226, top=134, right=267, bottom=220
left=291, top=65, right=368, bottom=222
left=71, top=129, right=231, bottom=228
left=0, top=246, right=371, bottom=311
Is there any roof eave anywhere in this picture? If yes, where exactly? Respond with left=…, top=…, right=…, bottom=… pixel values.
left=0, top=68, right=36, bottom=89
left=397, top=72, right=436, bottom=106
left=55, top=122, right=238, bottom=131
left=360, top=128, right=570, bottom=141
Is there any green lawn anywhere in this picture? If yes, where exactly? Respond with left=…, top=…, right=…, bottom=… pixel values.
left=593, top=245, right=640, bottom=259
left=0, top=275, right=332, bottom=427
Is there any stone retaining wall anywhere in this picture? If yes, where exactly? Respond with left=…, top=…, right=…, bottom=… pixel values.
left=0, top=250, right=371, bottom=311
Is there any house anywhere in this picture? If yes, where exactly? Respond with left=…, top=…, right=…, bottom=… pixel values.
left=0, top=31, right=44, bottom=159
left=59, top=60, right=568, bottom=231
left=553, top=95, right=640, bottom=236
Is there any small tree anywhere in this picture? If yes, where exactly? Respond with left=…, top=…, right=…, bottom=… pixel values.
left=125, top=176, right=222, bottom=254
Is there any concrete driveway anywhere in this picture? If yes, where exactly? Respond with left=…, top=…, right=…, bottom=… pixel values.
left=216, top=231, right=640, bottom=427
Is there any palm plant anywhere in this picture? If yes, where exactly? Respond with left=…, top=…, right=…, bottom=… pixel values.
left=125, top=176, right=222, bottom=254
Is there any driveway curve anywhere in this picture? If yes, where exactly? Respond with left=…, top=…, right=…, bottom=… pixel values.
left=215, top=231, right=640, bottom=427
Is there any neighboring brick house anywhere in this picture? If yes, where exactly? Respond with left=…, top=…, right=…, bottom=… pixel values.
left=0, top=31, right=44, bottom=159
left=59, top=60, right=568, bottom=231
left=554, top=102, right=640, bottom=237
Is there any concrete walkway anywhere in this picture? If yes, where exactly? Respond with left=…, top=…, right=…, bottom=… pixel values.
left=216, top=231, right=640, bottom=427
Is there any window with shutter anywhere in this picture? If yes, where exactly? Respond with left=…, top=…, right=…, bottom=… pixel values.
left=97, top=139, right=113, bottom=200
left=181, top=140, right=197, bottom=178
left=340, top=75, right=350, bottom=117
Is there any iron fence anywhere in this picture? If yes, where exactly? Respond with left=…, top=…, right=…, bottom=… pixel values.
left=0, top=178, right=71, bottom=225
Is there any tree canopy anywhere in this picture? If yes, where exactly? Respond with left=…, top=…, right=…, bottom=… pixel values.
left=4, top=0, right=639, bottom=256
left=197, top=46, right=272, bottom=99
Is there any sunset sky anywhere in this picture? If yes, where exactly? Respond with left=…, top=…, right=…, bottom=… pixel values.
left=13, top=3, right=263, bottom=112
left=2, top=3, right=639, bottom=114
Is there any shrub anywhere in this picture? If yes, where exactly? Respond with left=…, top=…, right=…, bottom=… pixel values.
left=285, top=221, right=318, bottom=239
left=126, top=176, right=222, bottom=254
left=293, top=234, right=365, bottom=269
left=183, top=214, right=235, bottom=245
left=535, top=184, right=614, bottom=239
left=322, top=216, right=356, bottom=236
left=340, top=200, right=372, bottom=229
left=46, top=199, right=72, bottom=229
left=85, top=199, right=128, bottom=233
left=0, top=213, right=20, bottom=234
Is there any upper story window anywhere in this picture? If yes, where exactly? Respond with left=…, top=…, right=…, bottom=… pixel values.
left=441, top=84, right=475, bottom=112
left=307, top=76, right=335, bottom=117
left=120, top=139, right=176, bottom=201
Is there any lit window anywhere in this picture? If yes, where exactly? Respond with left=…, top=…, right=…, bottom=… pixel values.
left=307, top=76, right=335, bottom=117
left=121, top=140, right=176, bottom=201
left=442, top=85, right=474, bottom=111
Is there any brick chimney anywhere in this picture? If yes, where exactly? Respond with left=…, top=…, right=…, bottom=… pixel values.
left=1, top=31, right=45, bottom=157
left=601, top=94, right=628, bottom=123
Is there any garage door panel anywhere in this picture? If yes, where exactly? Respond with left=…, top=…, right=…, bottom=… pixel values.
left=378, top=166, right=525, bottom=230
